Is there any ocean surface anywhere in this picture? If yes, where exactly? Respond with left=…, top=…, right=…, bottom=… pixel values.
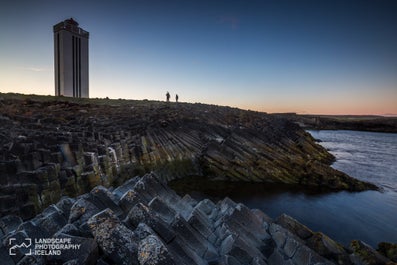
left=169, top=130, right=397, bottom=247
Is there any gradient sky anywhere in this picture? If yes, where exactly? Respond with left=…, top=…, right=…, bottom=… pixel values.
left=1, top=0, right=396, bottom=115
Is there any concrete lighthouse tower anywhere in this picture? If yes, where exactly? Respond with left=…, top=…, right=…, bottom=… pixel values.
left=53, top=18, right=89, bottom=98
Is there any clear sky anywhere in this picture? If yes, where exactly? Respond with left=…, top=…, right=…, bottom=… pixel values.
left=1, top=0, right=396, bottom=115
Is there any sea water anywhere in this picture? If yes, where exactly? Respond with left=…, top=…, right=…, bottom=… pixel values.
left=240, top=130, right=397, bottom=247
left=170, top=130, right=397, bottom=247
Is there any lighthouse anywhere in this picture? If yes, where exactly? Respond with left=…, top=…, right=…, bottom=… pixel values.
left=53, top=18, right=89, bottom=98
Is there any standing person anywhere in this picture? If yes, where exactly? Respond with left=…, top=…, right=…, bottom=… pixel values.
left=166, top=91, right=170, bottom=102
left=175, top=94, right=179, bottom=103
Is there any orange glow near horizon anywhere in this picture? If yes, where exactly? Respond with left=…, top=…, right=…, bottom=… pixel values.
left=1, top=67, right=396, bottom=116
left=0, top=82, right=397, bottom=116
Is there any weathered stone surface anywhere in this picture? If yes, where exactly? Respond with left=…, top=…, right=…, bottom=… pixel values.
left=0, top=93, right=377, bottom=219
left=167, top=237, right=208, bottom=265
left=187, top=207, right=214, bottom=240
left=148, top=196, right=177, bottom=224
left=172, top=214, right=216, bottom=258
left=33, top=206, right=67, bottom=236
left=55, top=196, right=76, bottom=219
left=0, top=244, right=16, bottom=265
left=276, top=214, right=314, bottom=240
left=276, top=214, right=355, bottom=265
left=17, top=220, right=47, bottom=240
left=0, top=215, right=23, bottom=235
left=118, top=189, right=141, bottom=213
left=378, top=242, right=397, bottom=262
left=0, top=173, right=393, bottom=265
left=350, top=240, right=390, bottom=265
left=87, top=208, right=138, bottom=265
left=125, top=202, right=176, bottom=243
left=68, top=196, right=100, bottom=226
left=54, top=223, right=81, bottom=237
left=16, top=254, right=44, bottom=265
left=306, top=232, right=350, bottom=264
left=220, top=234, right=266, bottom=264
left=269, top=223, right=335, bottom=265
left=138, top=234, right=176, bottom=265
left=89, top=186, right=123, bottom=217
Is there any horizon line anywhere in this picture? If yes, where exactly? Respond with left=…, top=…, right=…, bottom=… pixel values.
left=1, top=91, right=396, bottom=117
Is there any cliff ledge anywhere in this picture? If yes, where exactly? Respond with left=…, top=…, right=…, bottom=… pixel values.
left=0, top=93, right=377, bottom=219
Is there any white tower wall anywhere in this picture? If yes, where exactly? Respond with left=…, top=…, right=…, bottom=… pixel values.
left=54, top=18, right=89, bottom=98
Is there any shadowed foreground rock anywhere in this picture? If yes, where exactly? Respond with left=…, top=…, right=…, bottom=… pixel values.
left=0, top=94, right=377, bottom=219
left=0, top=173, right=393, bottom=265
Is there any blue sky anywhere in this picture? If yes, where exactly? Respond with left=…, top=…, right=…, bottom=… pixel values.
left=1, top=0, right=396, bottom=114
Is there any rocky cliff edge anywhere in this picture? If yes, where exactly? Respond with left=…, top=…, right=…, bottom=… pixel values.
left=0, top=94, right=377, bottom=219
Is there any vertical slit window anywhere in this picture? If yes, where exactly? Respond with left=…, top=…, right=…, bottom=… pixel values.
left=72, top=36, right=75, bottom=97
left=79, top=38, right=81, bottom=97
left=57, top=33, right=60, bottom=96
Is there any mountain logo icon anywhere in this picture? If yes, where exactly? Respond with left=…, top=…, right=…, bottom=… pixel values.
left=8, top=238, right=32, bottom=256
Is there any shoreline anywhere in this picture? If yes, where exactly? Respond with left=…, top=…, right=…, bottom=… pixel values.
left=279, top=113, right=397, bottom=133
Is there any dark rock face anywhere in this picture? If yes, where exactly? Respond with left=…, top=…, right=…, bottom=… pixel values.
left=377, top=242, right=397, bottom=262
left=0, top=173, right=392, bottom=265
left=0, top=94, right=376, bottom=219
left=349, top=240, right=391, bottom=265
left=278, top=114, right=397, bottom=133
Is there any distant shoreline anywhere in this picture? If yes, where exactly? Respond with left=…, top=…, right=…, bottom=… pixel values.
left=273, top=113, right=397, bottom=133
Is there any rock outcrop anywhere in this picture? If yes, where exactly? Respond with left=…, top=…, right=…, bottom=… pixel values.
left=277, top=113, right=397, bottom=133
left=0, top=173, right=393, bottom=265
left=0, top=93, right=377, bottom=219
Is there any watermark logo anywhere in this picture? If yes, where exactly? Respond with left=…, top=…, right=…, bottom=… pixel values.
left=8, top=238, right=32, bottom=256
left=8, top=237, right=81, bottom=256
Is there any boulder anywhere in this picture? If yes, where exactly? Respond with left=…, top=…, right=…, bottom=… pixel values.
left=306, top=232, right=350, bottom=264
left=276, top=214, right=313, bottom=240
left=276, top=214, right=353, bottom=265
left=138, top=235, right=176, bottom=265
left=87, top=208, right=138, bottom=265
left=68, top=196, right=100, bottom=226
left=268, top=224, right=334, bottom=265
left=171, top=214, right=216, bottom=258
left=124, top=201, right=176, bottom=244
left=350, top=240, right=390, bottom=265
left=89, top=186, right=123, bottom=217
left=378, top=242, right=397, bottom=262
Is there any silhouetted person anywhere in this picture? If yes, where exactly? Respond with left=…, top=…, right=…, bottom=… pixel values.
left=166, top=91, right=170, bottom=102
left=175, top=94, right=179, bottom=102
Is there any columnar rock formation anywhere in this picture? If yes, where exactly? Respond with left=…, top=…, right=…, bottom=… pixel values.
left=0, top=173, right=393, bottom=265
left=0, top=94, right=376, bottom=219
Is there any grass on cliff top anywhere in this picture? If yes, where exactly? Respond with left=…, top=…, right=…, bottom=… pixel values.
left=2, top=92, right=396, bottom=123
left=0, top=92, right=161, bottom=107
left=0, top=92, right=249, bottom=110
left=0, top=92, right=264, bottom=118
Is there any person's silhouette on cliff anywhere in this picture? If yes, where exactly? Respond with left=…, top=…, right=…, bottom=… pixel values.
left=166, top=92, right=170, bottom=102
left=175, top=94, right=179, bottom=103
